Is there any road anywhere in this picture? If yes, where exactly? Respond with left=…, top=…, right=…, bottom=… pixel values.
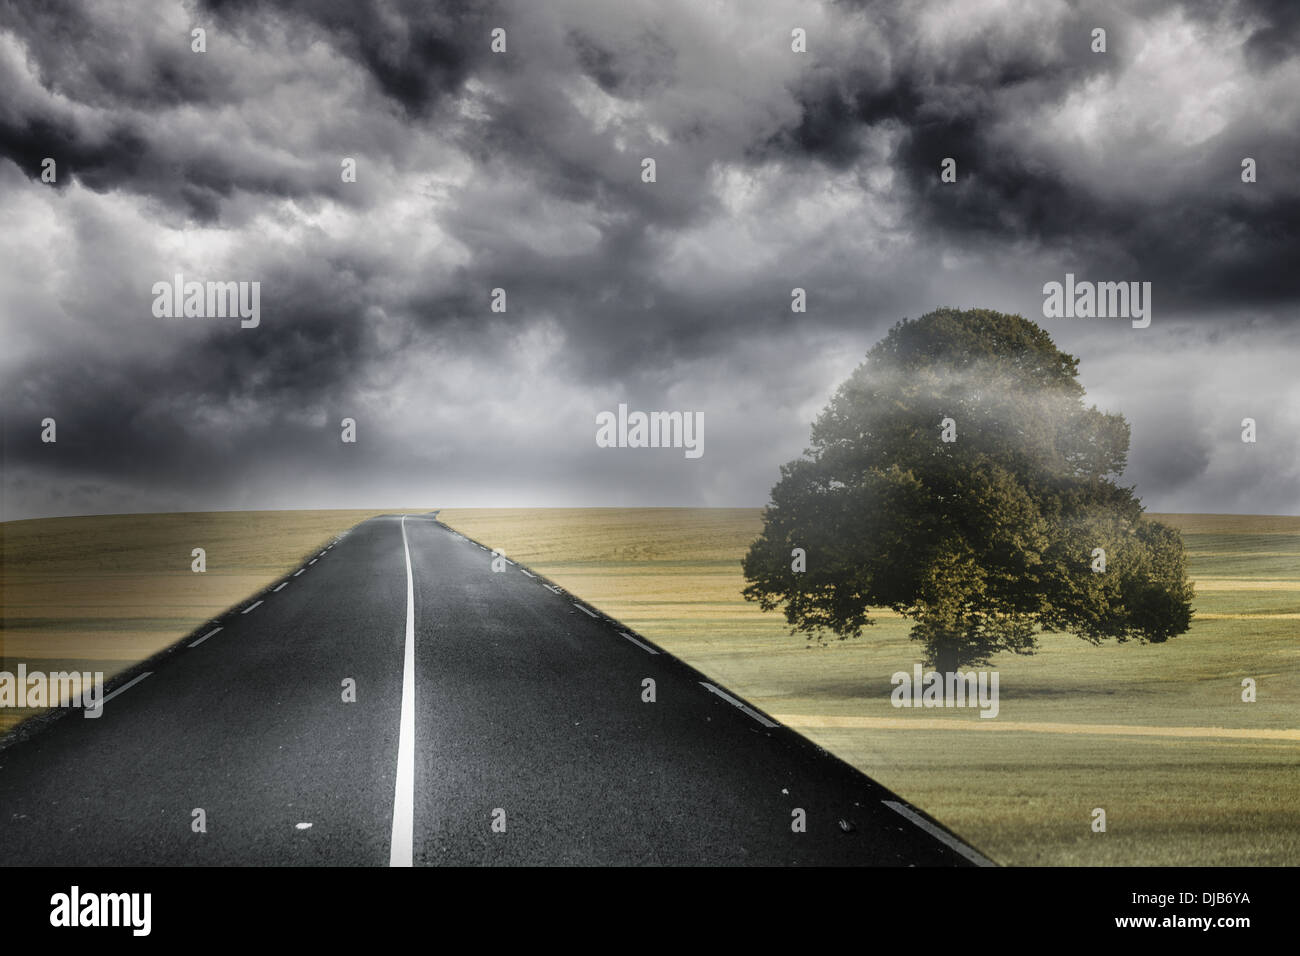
left=0, top=514, right=993, bottom=866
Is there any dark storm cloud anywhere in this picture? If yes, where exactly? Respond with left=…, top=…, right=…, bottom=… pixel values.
left=0, top=102, right=378, bottom=224
left=0, top=0, right=242, bottom=219
left=0, top=0, right=497, bottom=221
left=201, top=0, right=498, bottom=119
left=1, top=0, right=1298, bottom=520
left=1198, top=0, right=1300, bottom=67
left=567, top=27, right=676, bottom=97
left=0, top=0, right=230, bottom=110
left=767, top=0, right=1300, bottom=312
left=1126, top=415, right=1215, bottom=492
left=3, top=257, right=384, bottom=489
left=0, top=113, right=150, bottom=195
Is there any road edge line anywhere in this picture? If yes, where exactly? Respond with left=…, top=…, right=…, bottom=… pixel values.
left=882, top=800, right=997, bottom=867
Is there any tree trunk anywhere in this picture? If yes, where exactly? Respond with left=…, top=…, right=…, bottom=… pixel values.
left=932, top=642, right=960, bottom=675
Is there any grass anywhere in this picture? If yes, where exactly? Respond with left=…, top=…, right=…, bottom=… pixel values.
left=436, top=507, right=1300, bottom=866
left=3, top=506, right=1296, bottom=865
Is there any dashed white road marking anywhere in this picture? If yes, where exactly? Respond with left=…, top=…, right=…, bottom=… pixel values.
left=390, top=515, right=417, bottom=868
left=293, top=569, right=305, bottom=577
left=101, top=672, right=151, bottom=706
left=309, top=558, right=318, bottom=565
left=543, top=583, right=563, bottom=594
left=574, top=604, right=598, bottom=618
left=242, top=600, right=263, bottom=614
left=882, top=800, right=996, bottom=867
left=699, top=682, right=779, bottom=728
left=296, top=822, right=313, bottom=831
left=618, top=631, right=659, bottom=654
left=318, top=551, right=326, bottom=557
left=272, top=582, right=288, bottom=592
left=519, top=569, right=535, bottom=578
left=189, top=627, right=222, bottom=648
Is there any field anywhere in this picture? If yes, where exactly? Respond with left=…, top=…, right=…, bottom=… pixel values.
left=0, top=510, right=405, bottom=733
left=437, top=508, right=1300, bottom=866
left=2, top=506, right=1296, bottom=865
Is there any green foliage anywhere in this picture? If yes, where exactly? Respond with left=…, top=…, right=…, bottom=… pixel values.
left=742, top=308, right=1195, bottom=668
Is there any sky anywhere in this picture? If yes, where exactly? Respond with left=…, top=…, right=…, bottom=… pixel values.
left=1, top=0, right=1298, bottom=520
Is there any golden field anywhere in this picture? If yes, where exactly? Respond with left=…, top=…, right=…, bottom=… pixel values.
left=3, top=506, right=1296, bottom=866
left=0, top=510, right=412, bottom=732
left=437, top=508, right=1300, bottom=866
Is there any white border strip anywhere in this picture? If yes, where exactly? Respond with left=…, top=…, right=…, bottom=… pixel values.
left=189, top=627, right=222, bottom=648
left=619, top=632, right=659, bottom=655
left=699, top=682, right=778, bottom=728
left=101, top=672, right=152, bottom=707
left=882, top=800, right=996, bottom=867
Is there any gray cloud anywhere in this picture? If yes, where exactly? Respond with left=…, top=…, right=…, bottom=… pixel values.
left=1, top=0, right=1297, bottom=520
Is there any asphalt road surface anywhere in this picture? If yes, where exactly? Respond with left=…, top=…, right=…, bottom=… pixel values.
left=0, top=514, right=993, bottom=866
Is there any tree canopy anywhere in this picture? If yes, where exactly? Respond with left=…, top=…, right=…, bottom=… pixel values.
left=741, top=308, right=1195, bottom=672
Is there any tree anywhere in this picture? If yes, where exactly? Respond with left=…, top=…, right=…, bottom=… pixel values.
left=742, top=308, right=1194, bottom=673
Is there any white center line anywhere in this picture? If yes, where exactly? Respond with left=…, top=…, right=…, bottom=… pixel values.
left=390, top=515, right=417, bottom=867
left=101, top=672, right=152, bottom=707
left=618, top=631, right=659, bottom=655
left=699, top=682, right=779, bottom=728
left=189, top=627, right=222, bottom=648
left=272, top=582, right=287, bottom=592
left=242, top=600, right=263, bottom=614
left=882, top=800, right=997, bottom=867
left=574, top=603, right=598, bottom=618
